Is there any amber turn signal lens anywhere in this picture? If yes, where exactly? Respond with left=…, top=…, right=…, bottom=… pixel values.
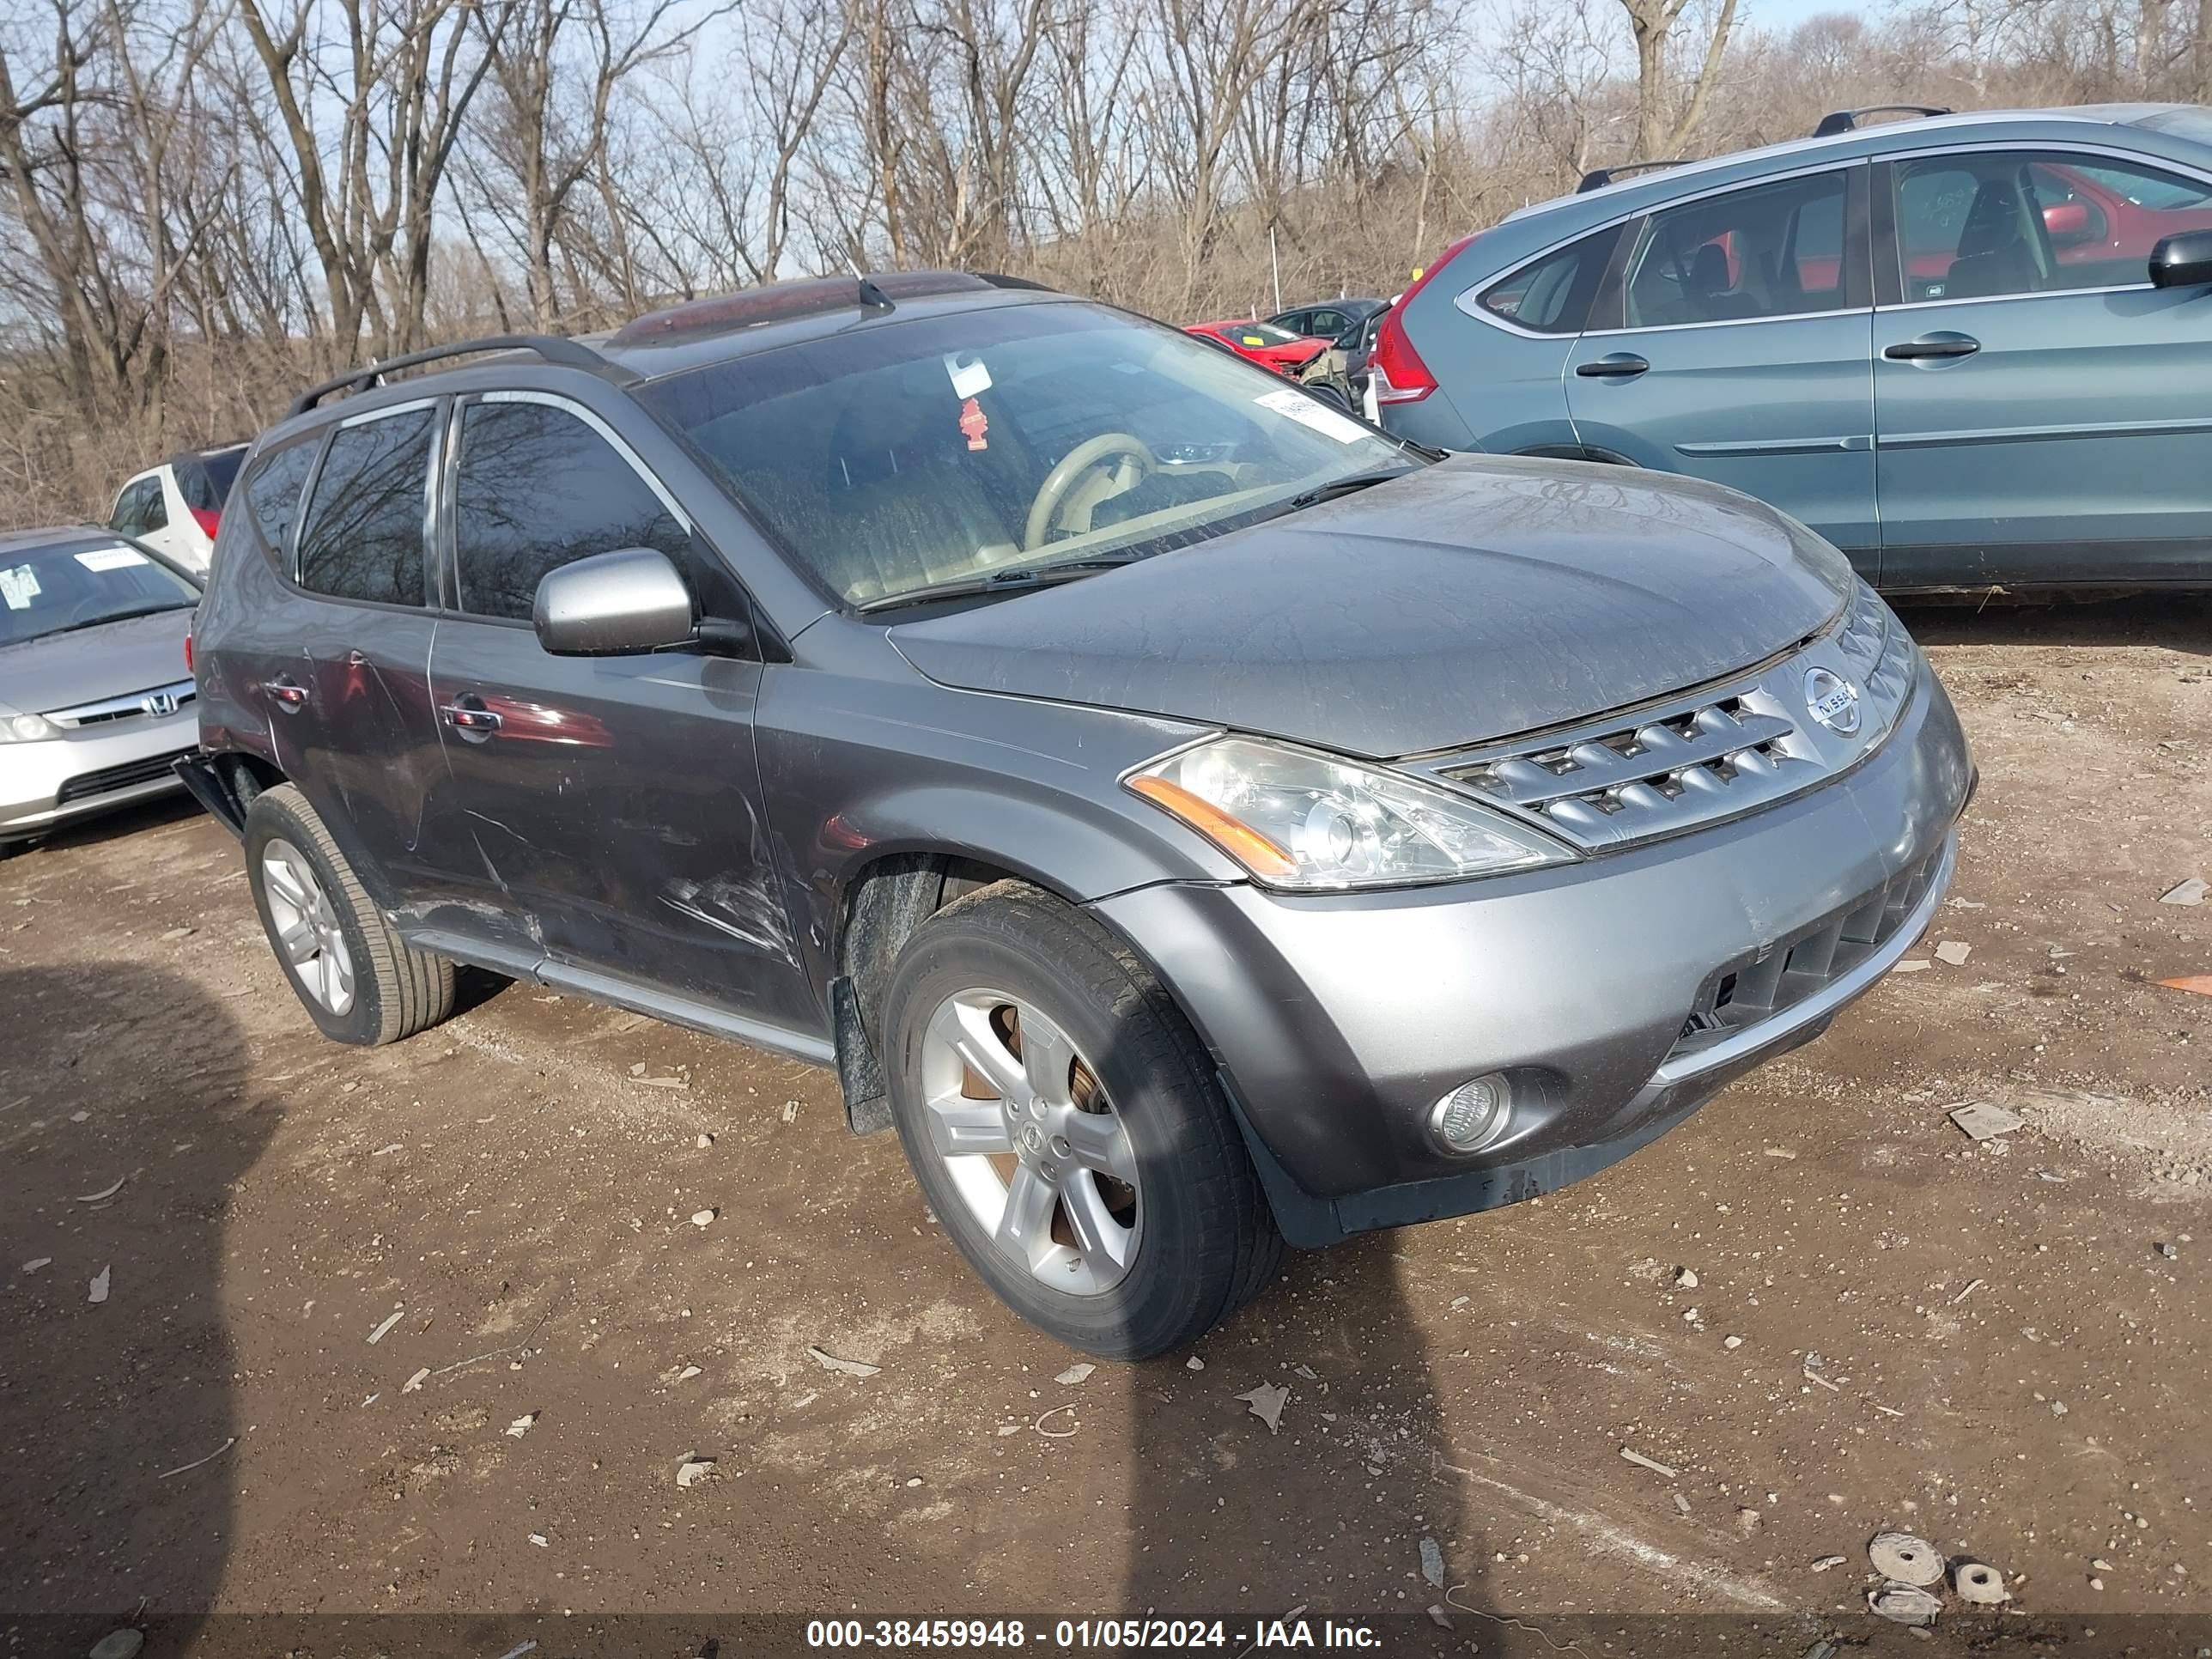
left=1125, top=773, right=1297, bottom=879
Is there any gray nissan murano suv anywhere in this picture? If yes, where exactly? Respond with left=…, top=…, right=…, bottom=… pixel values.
left=179, top=271, right=1973, bottom=1358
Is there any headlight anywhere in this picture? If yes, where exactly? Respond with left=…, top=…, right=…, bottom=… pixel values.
left=0, top=713, right=58, bottom=744
left=1125, top=735, right=1577, bottom=890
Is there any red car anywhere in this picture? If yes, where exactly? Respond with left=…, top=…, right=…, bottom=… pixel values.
left=1184, top=319, right=1330, bottom=376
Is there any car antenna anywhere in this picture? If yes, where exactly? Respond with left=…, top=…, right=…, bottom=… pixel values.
left=855, top=274, right=896, bottom=313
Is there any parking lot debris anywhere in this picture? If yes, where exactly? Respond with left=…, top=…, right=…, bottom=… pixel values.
left=1618, top=1446, right=1678, bottom=1479
left=675, top=1455, right=717, bottom=1487
left=1954, top=1561, right=2009, bottom=1604
left=2160, top=975, right=2212, bottom=997
left=2093, top=1557, right=2116, bottom=1571
left=807, top=1346, right=881, bottom=1378
left=1868, top=1583, right=1943, bottom=1627
left=527, top=1533, right=549, bottom=1547
left=402, top=1367, right=430, bottom=1393
left=506, top=1413, right=538, bottom=1437
left=1237, top=1382, right=1290, bottom=1434
left=1424, top=1606, right=1452, bottom=1631
left=1674, top=1267, right=1698, bottom=1289
left=155, top=1437, right=236, bottom=1480
left=88, top=1265, right=110, bottom=1304
left=1419, top=1536, right=1444, bottom=1587
left=2160, top=878, right=2208, bottom=906
left=781, top=1099, right=800, bottom=1123
left=1185, top=1355, right=1205, bottom=1370
left=367, top=1308, right=405, bottom=1345
left=1034, top=1405, right=1079, bottom=1437
left=634, top=1074, right=689, bottom=1091
left=1811, top=1555, right=1848, bottom=1572
left=21, top=1257, right=50, bottom=1273
left=73, top=1174, right=129, bottom=1203
left=689, top=1209, right=717, bottom=1227
left=2160, top=1242, right=2180, bottom=1260
left=696, top=1133, right=714, bottom=1149
left=1949, top=1102, right=2025, bottom=1141
left=1935, top=940, right=1972, bottom=965
left=1802, top=1643, right=1839, bottom=1659
left=1723, top=1334, right=1744, bottom=1349
left=1673, top=1492, right=1692, bottom=1515
left=678, top=1365, right=702, bottom=1381
left=1869, top=1531, right=1944, bottom=1586
left=88, top=1631, right=143, bottom=1659
left=1952, top=1278, right=1984, bottom=1304
left=1893, top=960, right=1930, bottom=972
left=1055, top=1363, right=1095, bottom=1386
left=1765, top=1146, right=1798, bottom=1158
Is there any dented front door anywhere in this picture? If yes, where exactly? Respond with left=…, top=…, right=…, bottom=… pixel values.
left=418, top=621, right=811, bottom=1024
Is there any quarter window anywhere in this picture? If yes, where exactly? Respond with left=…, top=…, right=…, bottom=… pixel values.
left=1625, top=170, right=1856, bottom=328
left=452, top=399, right=690, bottom=623
left=1893, top=149, right=2212, bottom=302
left=1476, top=228, right=1618, bottom=333
left=242, top=441, right=320, bottom=562
left=295, top=407, right=436, bottom=607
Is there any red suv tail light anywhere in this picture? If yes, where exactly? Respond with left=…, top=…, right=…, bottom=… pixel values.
left=189, top=505, right=221, bottom=539
left=184, top=628, right=193, bottom=673
left=1369, top=232, right=1481, bottom=406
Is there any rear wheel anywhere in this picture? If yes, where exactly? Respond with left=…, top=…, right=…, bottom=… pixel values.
left=882, top=880, right=1281, bottom=1358
left=243, top=783, right=453, bottom=1045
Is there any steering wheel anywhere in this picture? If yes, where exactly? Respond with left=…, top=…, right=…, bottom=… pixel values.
left=1023, top=432, right=1155, bottom=552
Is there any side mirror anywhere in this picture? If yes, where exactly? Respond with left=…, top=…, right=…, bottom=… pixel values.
left=2149, top=229, right=2212, bottom=289
left=2041, top=200, right=2092, bottom=244
left=533, top=546, right=696, bottom=656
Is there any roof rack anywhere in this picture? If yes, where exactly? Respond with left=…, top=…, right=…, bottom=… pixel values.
left=1576, top=159, right=1686, bottom=194
left=285, top=333, right=613, bottom=418
left=1812, top=104, right=1951, bottom=138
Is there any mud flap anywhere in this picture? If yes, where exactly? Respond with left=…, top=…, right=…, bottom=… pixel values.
left=832, top=975, right=891, bottom=1135
left=172, top=753, right=245, bottom=837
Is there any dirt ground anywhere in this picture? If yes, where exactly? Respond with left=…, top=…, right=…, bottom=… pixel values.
left=3, top=596, right=2209, bottom=1658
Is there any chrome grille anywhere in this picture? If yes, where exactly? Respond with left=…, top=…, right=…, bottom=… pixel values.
left=1431, top=581, right=1915, bottom=853
left=46, top=678, right=196, bottom=729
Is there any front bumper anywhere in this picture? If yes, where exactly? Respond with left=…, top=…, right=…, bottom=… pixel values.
left=1091, top=659, right=1972, bottom=1246
left=0, top=712, right=199, bottom=841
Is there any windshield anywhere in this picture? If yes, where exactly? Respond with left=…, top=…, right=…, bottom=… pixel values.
left=639, top=301, right=1410, bottom=609
left=0, top=537, right=198, bottom=649
left=1215, top=321, right=1304, bottom=346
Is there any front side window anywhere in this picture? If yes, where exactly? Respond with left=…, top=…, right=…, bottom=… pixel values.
left=452, top=399, right=690, bottom=622
left=0, top=535, right=198, bottom=649
left=1476, top=228, right=1618, bottom=333
left=1625, top=170, right=1856, bottom=328
left=1896, top=149, right=2212, bottom=303
left=295, top=406, right=435, bottom=607
left=107, top=480, right=149, bottom=535
left=638, top=301, right=1413, bottom=611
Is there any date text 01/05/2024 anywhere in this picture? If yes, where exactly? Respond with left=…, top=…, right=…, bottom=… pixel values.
left=804, top=1618, right=1384, bottom=1649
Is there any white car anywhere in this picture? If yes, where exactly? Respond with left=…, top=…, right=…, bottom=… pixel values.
left=107, top=445, right=246, bottom=577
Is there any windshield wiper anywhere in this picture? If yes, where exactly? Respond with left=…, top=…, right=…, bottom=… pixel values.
left=1279, top=466, right=1418, bottom=514
left=856, top=555, right=1141, bottom=614
left=36, top=604, right=191, bottom=638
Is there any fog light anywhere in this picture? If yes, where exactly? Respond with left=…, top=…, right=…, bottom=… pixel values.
left=1428, top=1073, right=1512, bottom=1154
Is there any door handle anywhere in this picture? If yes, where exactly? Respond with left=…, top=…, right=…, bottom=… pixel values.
left=262, top=676, right=309, bottom=712
left=1884, top=332, right=1980, bottom=362
left=1576, top=352, right=1650, bottom=380
left=440, top=695, right=502, bottom=739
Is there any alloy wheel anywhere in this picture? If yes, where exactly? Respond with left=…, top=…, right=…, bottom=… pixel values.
left=260, top=837, right=356, bottom=1016
left=918, top=988, right=1140, bottom=1295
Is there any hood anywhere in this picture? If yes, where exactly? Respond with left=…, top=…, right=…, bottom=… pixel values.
left=0, top=607, right=194, bottom=717
left=891, top=456, right=1853, bottom=758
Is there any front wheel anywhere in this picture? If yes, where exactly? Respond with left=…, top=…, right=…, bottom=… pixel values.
left=881, top=881, right=1282, bottom=1359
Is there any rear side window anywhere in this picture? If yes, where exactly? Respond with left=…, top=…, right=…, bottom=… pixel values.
left=452, top=398, right=689, bottom=622
left=107, top=478, right=155, bottom=535
left=295, top=407, right=436, bottom=606
left=241, top=440, right=320, bottom=562
left=1476, top=228, right=1617, bottom=333
left=1626, top=170, right=1856, bottom=327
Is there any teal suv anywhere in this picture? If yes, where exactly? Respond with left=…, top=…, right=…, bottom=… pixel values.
left=1370, top=104, right=2212, bottom=591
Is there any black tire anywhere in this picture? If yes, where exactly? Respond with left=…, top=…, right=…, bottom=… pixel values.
left=881, top=879, right=1283, bottom=1359
left=243, top=782, right=453, bottom=1045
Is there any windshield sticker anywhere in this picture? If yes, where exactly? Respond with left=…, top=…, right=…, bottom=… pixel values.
left=1253, top=386, right=1368, bottom=445
left=75, top=545, right=149, bottom=572
left=1241, top=335, right=1267, bottom=347
left=0, top=564, right=41, bottom=610
left=945, top=353, right=993, bottom=400
left=958, top=396, right=989, bottom=452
